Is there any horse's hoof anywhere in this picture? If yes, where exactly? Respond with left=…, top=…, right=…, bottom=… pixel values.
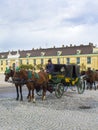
left=86, top=87, right=88, bottom=90
left=27, top=96, right=29, bottom=99
left=42, top=97, right=46, bottom=101
left=16, top=98, right=19, bottom=101
left=32, top=99, right=36, bottom=103
left=94, top=88, right=96, bottom=90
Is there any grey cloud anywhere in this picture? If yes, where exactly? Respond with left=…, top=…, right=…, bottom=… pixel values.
left=0, top=0, right=98, bottom=52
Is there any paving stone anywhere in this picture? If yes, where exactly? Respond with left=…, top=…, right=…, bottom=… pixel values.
left=0, top=90, right=98, bottom=130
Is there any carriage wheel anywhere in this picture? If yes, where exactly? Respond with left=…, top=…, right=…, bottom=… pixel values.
left=77, top=79, right=85, bottom=94
left=55, top=83, right=64, bottom=98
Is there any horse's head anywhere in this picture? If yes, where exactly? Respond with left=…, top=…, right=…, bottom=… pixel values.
left=80, top=71, right=86, bottom=76
left=86, top=70, right=93, bottom=78
left=84, top=70, right=95, bottom=83
left=4, top=69, right=14, bottom=82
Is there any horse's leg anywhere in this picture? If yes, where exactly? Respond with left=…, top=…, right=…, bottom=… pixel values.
left=94, top=82, right=96, bottom=90
left=27, top=89, right=30, bottom=102
left=86, top=84, right=89, bottom=90
left=27, top=91, right=30, bottom=99
left=27, top=87, right=30, bottom=99
left=19, top=85, right=23, bottom=101
left=90, top=83, right=92, bottom=90
left=15, top=84, right=19, bottom=100
left=27, top=83, right=35, bottom=102
left=27, top=89, right=31, bottom=102
left=32, top=86, right=35, bottom=103
left=97, top=84, right=98, bottom=89
left=86, top=81, right=89, bottom=90
left=42, top=83, right=47, bottom=100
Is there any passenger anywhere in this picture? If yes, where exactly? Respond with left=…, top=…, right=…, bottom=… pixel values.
left=46, top=59, right=54, bottom=73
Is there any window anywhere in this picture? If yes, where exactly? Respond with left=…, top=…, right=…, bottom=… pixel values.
left=26, top=59, right=29, bottom=65
left=77, top=57, right=80, bottom=64
left=57, top=58, right=60, bottom=64
left=1, top=67, right=3, bottom=71
left=76, top=50, right=81, bottom=54
left=41, top=52, right=45, bottom=56
left=41, top=59, right=43, bottom=64
left=66, top=58, right=70, bottom=64
left=12, top=63, right=15, bottom=70
left=6, top=60, right=8, bottom=65
left=20, top=60, right=22, bottom=65
left=57, top=51, right=62, bottom=56
left=87, top=57, right=91, bottom=64
left=0, top=60, right=3, bottom=65
left=33, top=59, right=36, bottom=65
left=26, top=53, right=31, bottom=57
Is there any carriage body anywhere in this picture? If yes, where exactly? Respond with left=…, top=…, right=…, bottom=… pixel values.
left=47, top=64, right=85, bottom=98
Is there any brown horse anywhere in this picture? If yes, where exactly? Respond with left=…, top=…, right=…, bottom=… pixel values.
left=85, top=69, right=98, bottom=90
left=13, top=69, right=49, bottom=102
left=5, top=68, right=27, bottom=101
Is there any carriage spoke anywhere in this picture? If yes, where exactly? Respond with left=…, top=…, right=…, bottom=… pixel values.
left=55, top=83, right=64, bottom=98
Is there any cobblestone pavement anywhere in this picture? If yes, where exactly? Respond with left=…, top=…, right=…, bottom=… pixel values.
left=0, top=85, right=98, bottom=130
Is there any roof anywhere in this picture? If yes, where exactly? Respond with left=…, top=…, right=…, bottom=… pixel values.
left=0, top=43, right=95, bottom=59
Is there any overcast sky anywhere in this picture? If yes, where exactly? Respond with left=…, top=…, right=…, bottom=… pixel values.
left=0, top=0, right=98, bottom=52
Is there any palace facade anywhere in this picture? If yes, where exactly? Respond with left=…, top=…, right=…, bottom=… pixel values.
left=0, top=43, right=98, bottom=73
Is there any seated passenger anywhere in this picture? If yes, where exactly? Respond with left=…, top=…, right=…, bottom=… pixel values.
left=46, top=59, right=54, bottom=73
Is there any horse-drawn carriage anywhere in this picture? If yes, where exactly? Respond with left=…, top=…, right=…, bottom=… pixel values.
left=45, top=64, right=85, bottom=98
left=4, top=64, right=85, bottom=102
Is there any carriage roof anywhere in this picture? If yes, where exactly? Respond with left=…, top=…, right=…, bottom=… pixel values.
left=53, top=64, right=67, bottom=73
left=53, top=64, right=80, bottom=78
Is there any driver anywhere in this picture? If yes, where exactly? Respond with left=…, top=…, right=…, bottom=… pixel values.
left=46, top=59, right=54, bottom=73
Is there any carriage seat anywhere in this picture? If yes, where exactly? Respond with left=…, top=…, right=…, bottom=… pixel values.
left=48, top=71, right=60, bottom=80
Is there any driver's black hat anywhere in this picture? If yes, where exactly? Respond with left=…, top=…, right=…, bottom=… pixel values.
left=48, top=59, right=51, bottom=62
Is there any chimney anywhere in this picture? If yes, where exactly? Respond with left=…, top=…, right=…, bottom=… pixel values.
left=89, top=42, right=93, bottom=46
left=62, top=45, right=64, bottom=48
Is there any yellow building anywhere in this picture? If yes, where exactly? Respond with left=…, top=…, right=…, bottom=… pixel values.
left=0, top=43, right=98, bottom=73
